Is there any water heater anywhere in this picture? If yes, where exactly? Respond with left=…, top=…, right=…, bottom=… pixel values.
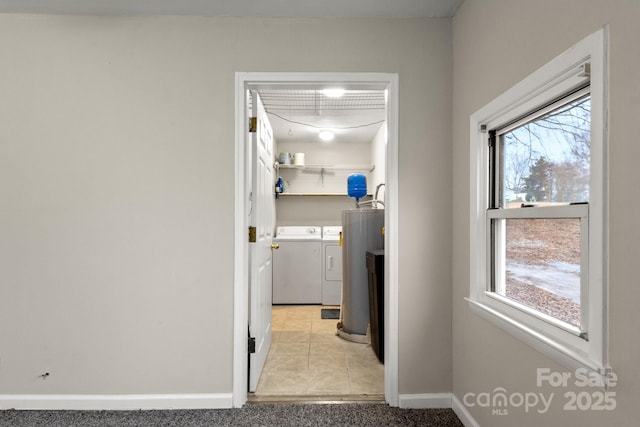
left=339, top=208, right=384, bottom=340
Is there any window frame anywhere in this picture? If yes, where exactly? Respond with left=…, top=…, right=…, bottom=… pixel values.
left=468, top=28, right=609, bottom=377
left=487, top=206, right=589, bottom=334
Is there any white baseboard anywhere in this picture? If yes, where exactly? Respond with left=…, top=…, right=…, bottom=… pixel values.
left=451, top=394, right=480, bottom=427
left=398, top=392, right=452, bottom=409
left=0, top=393, right=233, bottom=410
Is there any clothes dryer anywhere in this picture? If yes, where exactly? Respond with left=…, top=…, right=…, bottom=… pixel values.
left=322, top=226, right=343, bottom=306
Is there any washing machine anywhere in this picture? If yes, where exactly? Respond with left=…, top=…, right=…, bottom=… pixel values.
left=322, top=226, right=343, bottom=306
left=272, top=226, right=322, bottom=304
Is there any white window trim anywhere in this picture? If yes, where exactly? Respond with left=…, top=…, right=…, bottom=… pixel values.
left=487, top=205, right=590, bottom=336
left=467, top=28, right=609, bottom=377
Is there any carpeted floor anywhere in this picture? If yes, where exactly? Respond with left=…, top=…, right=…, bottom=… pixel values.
left=0, top=403, right=464, bottom=426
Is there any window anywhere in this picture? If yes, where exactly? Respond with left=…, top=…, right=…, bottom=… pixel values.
left=468, top=29, right=608, bottom=377
left=489, top=89, right=590, bottom=332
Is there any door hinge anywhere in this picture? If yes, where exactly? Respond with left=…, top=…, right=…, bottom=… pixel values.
left=248, top=337, right=256, bottom=354
left=248, top=226, right=256, bottom=243
left=249, top=117, right=257, bottom=133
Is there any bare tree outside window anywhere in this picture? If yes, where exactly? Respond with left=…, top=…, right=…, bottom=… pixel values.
left=497, top=95, right=590, bottom=327
left=502, top=95, right=590, bottom=207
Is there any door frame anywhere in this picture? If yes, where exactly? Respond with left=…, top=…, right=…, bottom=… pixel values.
left=233, top=72, right=399, bottom=407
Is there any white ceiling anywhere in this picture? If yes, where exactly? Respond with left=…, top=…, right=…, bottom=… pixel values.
left=0, top=0, right=464, bottom=18
left=258, top=89, right=386, bottom=145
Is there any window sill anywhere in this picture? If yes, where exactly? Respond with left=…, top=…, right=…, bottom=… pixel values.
left=465, top=297, right=609, bottom=383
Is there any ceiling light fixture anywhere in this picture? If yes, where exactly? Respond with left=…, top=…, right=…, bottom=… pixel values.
left=319, top=130, right=335, bottom=142
left=322, top=88, right=346, bottom=98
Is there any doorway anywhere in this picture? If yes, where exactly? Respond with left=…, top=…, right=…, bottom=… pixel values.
left=233, top=72, right=399, bottom=408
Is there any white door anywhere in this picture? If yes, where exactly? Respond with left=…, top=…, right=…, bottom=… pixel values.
left=248, top=91, right=275, bottom=392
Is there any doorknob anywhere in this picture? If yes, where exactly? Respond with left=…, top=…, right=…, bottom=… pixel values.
left=271, top=244, right=280, bottom=250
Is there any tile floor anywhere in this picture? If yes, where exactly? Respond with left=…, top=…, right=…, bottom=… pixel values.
left=253, top=305, right=384, bottom=397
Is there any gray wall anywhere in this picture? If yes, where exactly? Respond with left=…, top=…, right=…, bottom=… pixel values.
left=0, top=15, right=452, bottom=397
left=452, top=0, right=640, bottom=425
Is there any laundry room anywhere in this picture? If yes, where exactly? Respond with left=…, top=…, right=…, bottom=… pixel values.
left=250, top=87, right=388, bottom=397
left=267, top=88, right=386, bottom=307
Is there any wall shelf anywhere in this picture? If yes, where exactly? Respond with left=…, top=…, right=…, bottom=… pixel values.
left=275, top=163, right=376, bottom=195
left=277, top=164, right=375, bottom=173
left=279, top=193, right=372, bottom=197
